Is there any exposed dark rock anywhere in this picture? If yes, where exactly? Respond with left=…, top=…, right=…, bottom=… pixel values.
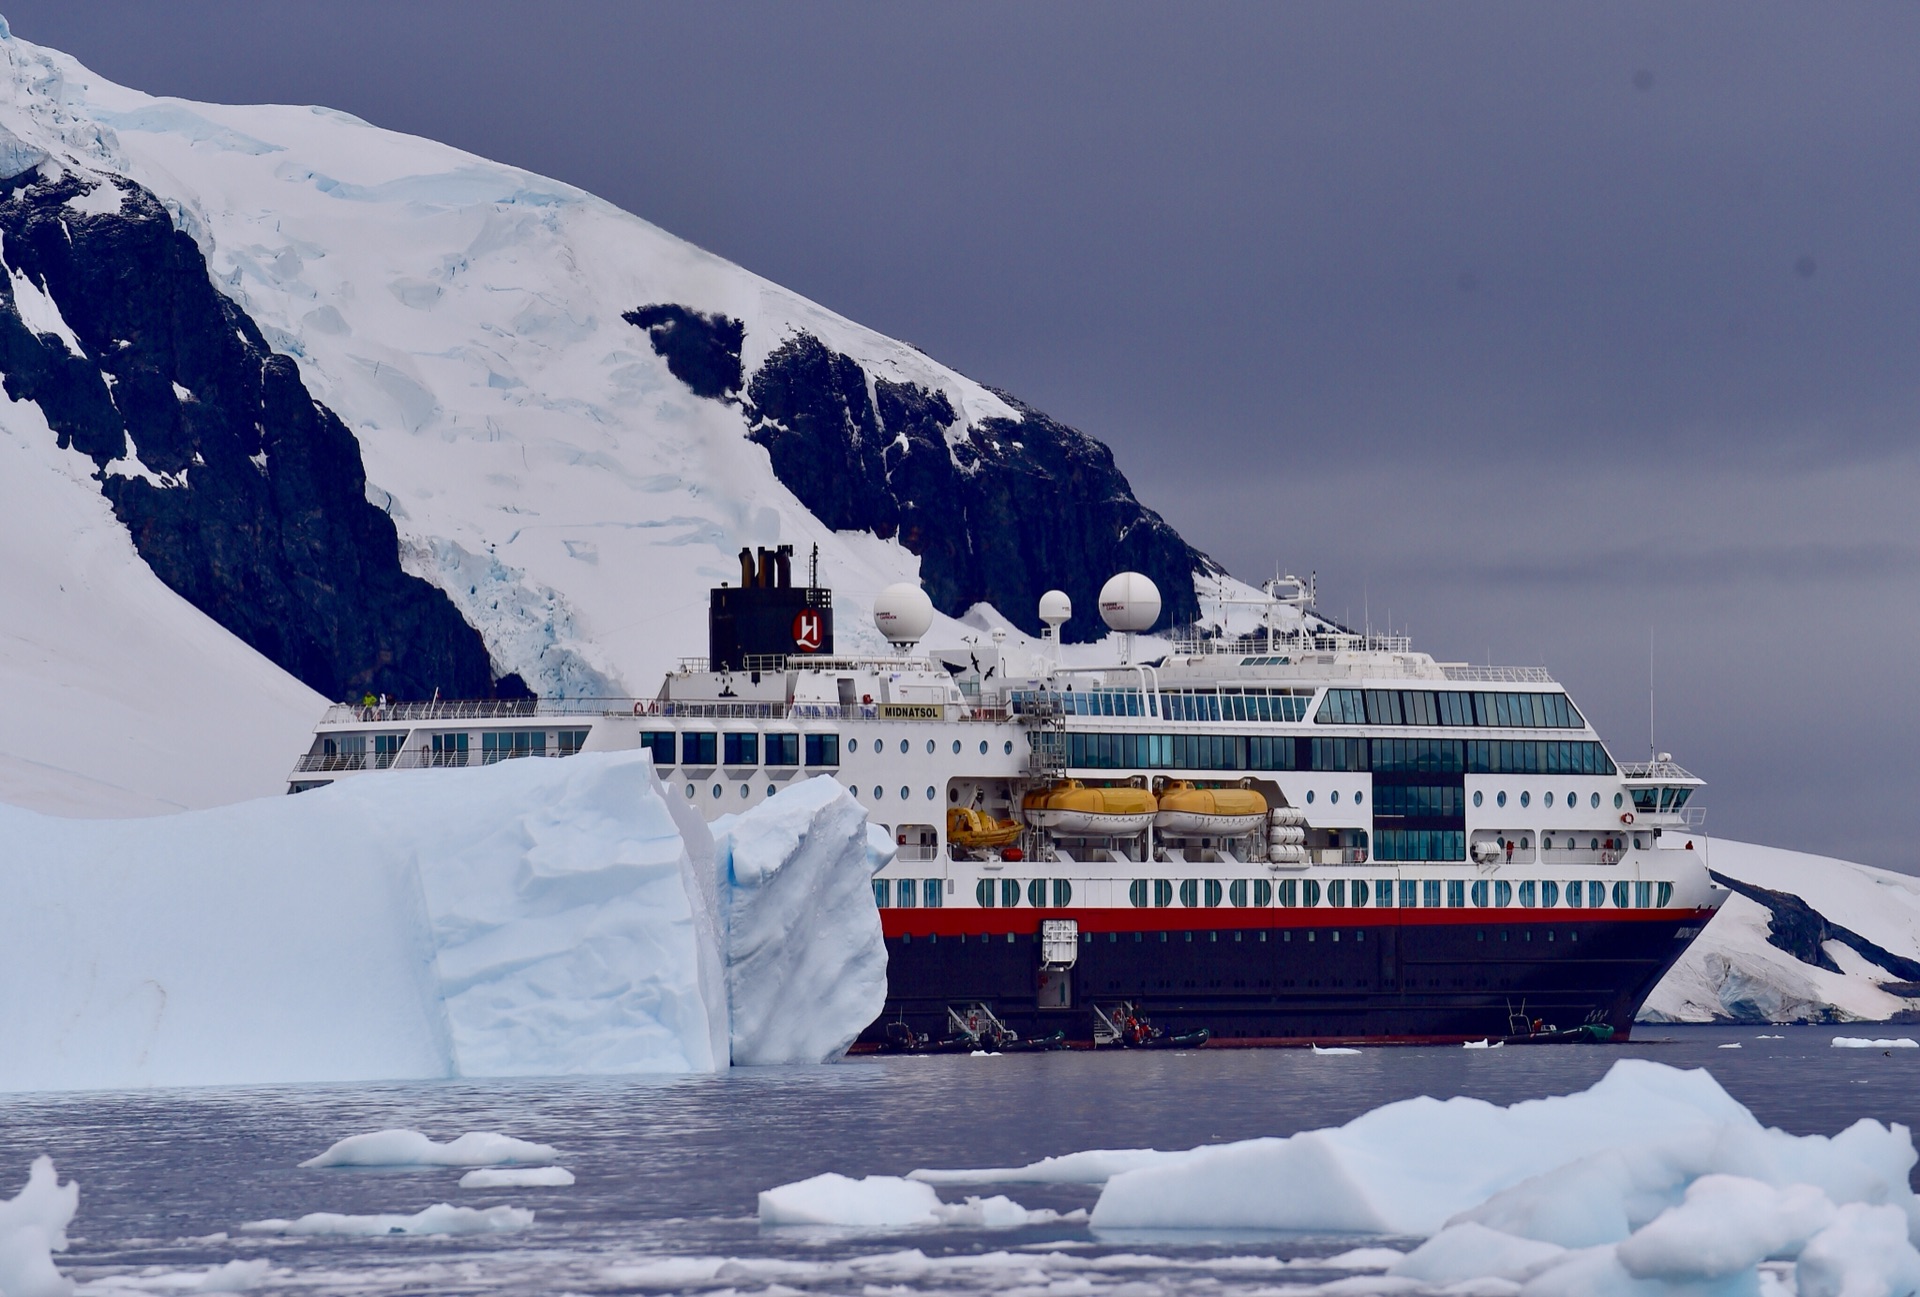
left=623, top=304, right=744, bottom=399
left=1710, top=871, right=1920, bottom=983
left=712, top=327, right=1213, bottom=641
left=0, top=168, right=499, bottom=702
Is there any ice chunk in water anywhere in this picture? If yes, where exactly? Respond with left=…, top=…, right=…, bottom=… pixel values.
left=0, top=1157, right=77, bottom=1297
left=758, top=1174, right=942, bottom=1228
left=458, top=1167, right=575, bottom=1189
left=1831, top=1037, right=1919, bottom=1048
left=240, top=1204, right=532, bottom=1236
left=300, top=1130, right=557, bottom=1168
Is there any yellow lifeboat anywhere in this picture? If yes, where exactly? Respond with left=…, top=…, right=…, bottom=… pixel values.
left=1022, top=780, right=1157, bottom=836
left=947, top=806, right=1023, bottom=851
left=1154, top=781, right=1268, bottom=835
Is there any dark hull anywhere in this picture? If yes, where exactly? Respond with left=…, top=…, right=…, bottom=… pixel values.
left=861, top=905, right=1714, bottom=1047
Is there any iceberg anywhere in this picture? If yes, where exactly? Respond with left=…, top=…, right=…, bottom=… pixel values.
left=715, top=777, right=889, bottom=1065
left=458, top=1167, right=575, bottom=1189
left=755, top=1173, right=1068, bottom=1231
left=0, top=751, right=885, bottom=1091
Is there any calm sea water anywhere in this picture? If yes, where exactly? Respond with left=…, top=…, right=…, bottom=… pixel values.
left=4, top=1025, right=1916, bottom=1296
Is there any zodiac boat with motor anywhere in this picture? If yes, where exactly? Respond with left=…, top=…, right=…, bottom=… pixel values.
left=285, top=543, right=1726, bottom=1048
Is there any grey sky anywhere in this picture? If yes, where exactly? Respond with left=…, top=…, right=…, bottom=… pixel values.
left=11, top=3, right=1917, bottom=868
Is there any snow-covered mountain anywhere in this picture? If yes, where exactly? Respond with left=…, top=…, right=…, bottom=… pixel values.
left=0, top=21, right=1215, bottom=712
left=1641, top=840, right=1920, bottom=1025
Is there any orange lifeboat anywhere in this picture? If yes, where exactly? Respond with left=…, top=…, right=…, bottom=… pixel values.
left=1154, top=781, right=1268, bottom=835
left=947, top=806, right=1022, bottom=850
left=1021, top=780, right=1157, bottom=836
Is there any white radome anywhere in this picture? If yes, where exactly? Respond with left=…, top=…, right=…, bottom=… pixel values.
left=1038, top=590, right=1073, bottom=628
left=873, top=583, right=935, bottom=645
left=1098, top=572, right=1161, bottom=633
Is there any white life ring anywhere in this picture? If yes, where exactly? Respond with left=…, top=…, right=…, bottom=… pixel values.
left=1620, top=812, right=1635, bottom=824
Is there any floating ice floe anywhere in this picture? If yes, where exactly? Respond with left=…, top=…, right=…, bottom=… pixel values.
left=1311, top=1045, right=1361, bottom=1055
left=1832, top=1037, right=1919, bottom=1049
left=84, top=1258, right=273, bottom=1292
left=240, top=1204, right=532, bottom=1236
left=300, top=1130, right=557, bottom=1168
left=910, top=1149, right=1185, bottom=1186
left=757, top=1174, right=1075, bottom=1230
left=1462, top=1039, right=1502, bottom=1050
left=1718, top=1042, right=1743, bottom=1048
left=458, top=1167, right=575, bottom=1189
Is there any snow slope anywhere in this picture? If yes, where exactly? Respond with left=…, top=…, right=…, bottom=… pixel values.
left=1642, top=839, right=1920, bottom=1024
left=0, top=24, right=1160, bottom=697
left=0, top=387, right=324, bottom=815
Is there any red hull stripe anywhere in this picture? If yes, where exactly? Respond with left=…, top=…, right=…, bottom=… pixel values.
left=879, top=905, right=1714, bottom=938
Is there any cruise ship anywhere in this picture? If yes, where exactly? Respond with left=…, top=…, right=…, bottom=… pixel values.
left=288, top=544, right=1726, bottom=1047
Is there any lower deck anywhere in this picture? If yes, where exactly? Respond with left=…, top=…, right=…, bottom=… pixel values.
left=863, top=905, right=1711, bottom=1047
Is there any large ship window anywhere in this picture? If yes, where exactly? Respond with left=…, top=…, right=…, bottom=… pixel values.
left=430, top=733, right=469, bottom=768
left=1612, top=881, right=1631, bottom=908
left=765, top=734, right=799, bottom=766
left=1400, top=879, right=1419, bottom=908
left=1302, top=879, right=1322, bottom=907
left=1254, top=879, right=1273, bottom=906
left=1179, top=879, right=1200, bottom=907
left=924, top=880, right=944, bottom=909
left=481, top=731, right=544, bottom=763
left=1518, top=880, right=1537, bottom=907
left=803, top=734, right=839, bottom=767
left=1154, top=879, right=1174, bottom=907
left=1001, top=878, right=1021, bottom=907
left=1053, top=879, right=1073, bottom=907
left=873, top=881, right=889, bottom=908
left=975, top=879, right=995, bottom=907
left=1129, top=879, right=1149, bottom=907
left=1316, top=689, right=1582, bottom=729
left=1447, top=880, right=1466, bottom=908
left=896, top=880, right=916, bottom=908
left=1493, top=880, right=1512, bottom=906
left=1229, top=879, right=1249, bottom=907
left=683, top=732, right=718, bottom=765
left=1471, top=881, right=1489, bottom=907
left=640, top=731, right=677, bottom=768
left=1027, top=878, right=1047, bottom=907
left=1276, top=879, right=1297, bottom=906
left=1423, top=879, right=1442, bottom=907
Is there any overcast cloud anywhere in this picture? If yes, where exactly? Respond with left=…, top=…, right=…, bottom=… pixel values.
left=11, top=2, right=1917, bottom=868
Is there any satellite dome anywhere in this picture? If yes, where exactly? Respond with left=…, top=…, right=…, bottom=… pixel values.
left=1098, top=572, right=1161, bottom=633
left=1038, top=589, right=1072, bottom=628
left=873, top=582, right=934, bottom=645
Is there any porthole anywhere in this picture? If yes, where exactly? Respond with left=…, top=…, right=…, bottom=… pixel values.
left=1614, top=792, right=1624, bottom=809
left=1591, top=792, right=1601, bottom=809
left=1330, top=790, right=1340, bottom=804
left=1497, top=791, right=1507, bottom=808
left=979, top=740, right=989, bottom=755
left=952, top=740, right=962, bottom=754
left=949, top=788, right=959, bottom=802
left=1004, top=741, right=1014, bottom=755
left=848, top=738, right=859, bottom=753
left=1543, top=836, right=1553, bottom=851
left=1591, top=837, right=1601, bottom=851
left=927, top=739, right=936, bottom=754
left=1544, top=792, right=1555, bottom=808
left=741, top=784, right=751, bottom=799
left=1473, top=790, right=1484, bottom=808
left=711, top=784, right=722, bottom=799
left=1306, top=790, right=1316, bottom=804
left=874, top=786, right=884, bottom=800
left=925, top=786, right=935, bottom=800
left=900, top=739, right=910, bottom=755
left=1520, top=791, right=1530, bottom=808
left=1355, top=790, right=1364, bottom=805
left=900, top=786, right=910, bottom=801
left=685, top=783, right=695, bottom=799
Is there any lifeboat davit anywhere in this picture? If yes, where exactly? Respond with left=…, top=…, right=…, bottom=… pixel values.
left=1022, top=780, right=1157, bottom=836
left=947, top=807, right=1022, bottom=851
left=1155, top=781, right=1268, bottom=835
